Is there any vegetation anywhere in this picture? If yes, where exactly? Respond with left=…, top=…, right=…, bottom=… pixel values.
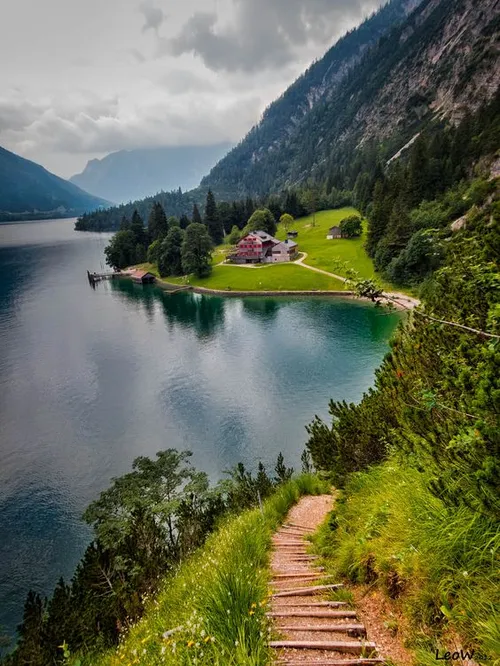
left=165, top=263, right=346, bottom=292
left=339, top=215, right=363, bottom=238
left=244, top=209, right=277, bottom=237
left=3, top=452, right=323, bottom=666
left=89, top=473, right=326, bottom=666
left=314, top=461, right=499, bottom=664
left=0, top=146, right=108, bottom=221
left=180, top=224, right=213, bottom=278
left=306, top=186, right=499, bottom=659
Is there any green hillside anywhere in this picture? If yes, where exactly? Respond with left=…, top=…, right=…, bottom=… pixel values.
left=0, top=146, right=109, bottom=221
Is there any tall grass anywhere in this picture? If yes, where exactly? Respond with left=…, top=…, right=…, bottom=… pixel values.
left=313, top=460, right=500, bottom=664
left=85, top=474, right=327, bottom=666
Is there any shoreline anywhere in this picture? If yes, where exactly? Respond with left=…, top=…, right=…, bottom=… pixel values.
left=118, top=273, right=414, bottom=310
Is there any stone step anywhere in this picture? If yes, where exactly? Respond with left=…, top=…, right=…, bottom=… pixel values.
left=276, top=657, right=385, bottom=666
left=268, top=611, right=357, bottom=619
left=269, top=640, right=377, bottom=655
left=272, top=583, right=343, bottom=598
left=273, top=572, right=326, bottom=579
left=277, top=624, right=367, bottom=637
left=273, top=601, right=348, bottom=608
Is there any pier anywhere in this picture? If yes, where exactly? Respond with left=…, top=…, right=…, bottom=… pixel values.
left=87, top=270, right=119, bottom=286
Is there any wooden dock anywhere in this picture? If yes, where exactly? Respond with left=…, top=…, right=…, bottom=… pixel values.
left=87, top=270, right=119, bottom=285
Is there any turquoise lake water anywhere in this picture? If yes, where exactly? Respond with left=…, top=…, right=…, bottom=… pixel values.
left=0, top=218, right=400, bottom=641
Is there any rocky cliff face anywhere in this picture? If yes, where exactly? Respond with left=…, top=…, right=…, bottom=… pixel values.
left=354, top=0, right=500, bottom=147
left=201, top=0, right=500, bottom=198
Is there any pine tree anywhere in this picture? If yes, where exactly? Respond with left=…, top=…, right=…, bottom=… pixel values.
left=192, top=204, right=203, bottom=225
left=130, top=210, right=147, bottom=246
left=204, top=189, right=223, bottom=244
left=15, top=591, right=47, bottom=666
left=147, top=202, right=168, bottom=241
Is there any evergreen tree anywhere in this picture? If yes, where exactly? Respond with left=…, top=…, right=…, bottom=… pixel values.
left=181, top=224, right=213, bottom=278
left=192, top=204, right=203, bottom=225
left=14, top=591, right=47, bottom=666
left=147, top=202, right=168, bottom=242
left=130, top=210, right=147, bottom=246
left=204, top=189, right=223, bottom=244
left=179, top=214, right=191, bottom=230
left=244, top=197, right=256, bottom=222
left=158, top=227, right=185, bottom=277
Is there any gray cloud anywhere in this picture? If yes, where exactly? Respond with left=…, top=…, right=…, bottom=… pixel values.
left=169, top=0, right=380, bottom=72
left=159, top=69, right=215, bottom=95
left=0, top=0, right=383, bottom=176
left=0, top=98, right=47, bottom=132
left=140, top=1, right=165, bottom=33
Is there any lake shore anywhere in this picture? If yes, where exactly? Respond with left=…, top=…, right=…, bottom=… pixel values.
left=119, top=272, right=417, bottom=311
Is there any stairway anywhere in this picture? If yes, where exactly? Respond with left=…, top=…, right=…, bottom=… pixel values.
left=268, top=496, right=386, bottom=666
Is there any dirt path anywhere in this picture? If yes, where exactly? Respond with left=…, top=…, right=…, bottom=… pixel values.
left=268, top=495, right=387, bottom=665
left=295, top=253, right=420, bottom=310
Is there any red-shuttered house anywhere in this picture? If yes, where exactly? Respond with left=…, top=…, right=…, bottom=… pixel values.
left=231, top=231, right=280, bottom=264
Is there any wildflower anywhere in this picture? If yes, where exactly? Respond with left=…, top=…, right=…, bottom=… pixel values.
left=187, top=640, right=195, bottom=648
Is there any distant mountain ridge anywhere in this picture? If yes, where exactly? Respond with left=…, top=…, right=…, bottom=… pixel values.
left=0, top=146, right=109, bottom=221
left=201, top=0, right=500, bottom=197
left=70, top=143, right=233, bottom=204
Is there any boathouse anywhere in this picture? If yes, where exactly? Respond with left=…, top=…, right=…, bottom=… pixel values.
left=130, top=270, right=156, bottom=284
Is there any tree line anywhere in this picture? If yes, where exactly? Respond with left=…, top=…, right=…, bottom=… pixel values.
left=2, top=451, right=308, bottom=665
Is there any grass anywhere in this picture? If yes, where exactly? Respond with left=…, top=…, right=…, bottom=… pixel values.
left=275, top=208, right=396, bottom=292
left=167, top=264, right=346, bottom=291
left=85, top=474, right=329, bottom=666
left=312, top=459, right=500, bottom=665
left=134, top=207, right=402, bottom=293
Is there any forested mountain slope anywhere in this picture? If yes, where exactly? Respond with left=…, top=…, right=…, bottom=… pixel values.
left=202, top=0, right=500, bottom=198
left=0, top=146, right=109, bottom=221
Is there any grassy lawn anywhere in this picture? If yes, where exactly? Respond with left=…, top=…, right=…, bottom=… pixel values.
left=276, top=208, right=395, bottom=291
left=133, top=208, right=407, bottom=294
left=166, top=263, right=346, bottom=291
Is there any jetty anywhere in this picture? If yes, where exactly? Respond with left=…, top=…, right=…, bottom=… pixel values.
left=87, top=270, right=119, bottom=286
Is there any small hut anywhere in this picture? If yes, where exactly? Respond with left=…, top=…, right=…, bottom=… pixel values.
left=327, top=226, right=342, bottom=240
left=130, top=270, right=156, bottom=284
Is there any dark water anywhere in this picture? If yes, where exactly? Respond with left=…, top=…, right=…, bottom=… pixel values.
left=0, top=218, right=400, bottom=640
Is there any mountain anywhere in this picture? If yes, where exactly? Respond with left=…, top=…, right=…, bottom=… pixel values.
left=201, top=0, right=500, bottom=198
left=0, top=146, right=109, bottom=221
left=70, top=143, right=233, bottom=204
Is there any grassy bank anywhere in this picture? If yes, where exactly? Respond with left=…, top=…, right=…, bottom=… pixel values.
left=275, top=208, right=395, bottom=291
left=85, top=474, right=328, bottom=666
left=133, top=207, right=403, bottom=294
left=313, top=460, right=500, bottom=665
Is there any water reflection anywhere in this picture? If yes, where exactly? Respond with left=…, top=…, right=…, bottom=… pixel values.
left=109, top=279, right=226, bottom=340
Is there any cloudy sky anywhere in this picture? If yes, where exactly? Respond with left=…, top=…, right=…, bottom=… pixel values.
left=0, top=0, right=382, bottom=178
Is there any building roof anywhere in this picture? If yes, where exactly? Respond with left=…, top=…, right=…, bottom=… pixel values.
left=130, top=269, right=155, bottom=279
left=272, top=240, right=298, bottom=252
left=329, top=226, right=341, bottom=232
left=253, top=230, right=279, bottom=243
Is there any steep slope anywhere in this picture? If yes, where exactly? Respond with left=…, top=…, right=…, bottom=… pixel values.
left=0, top=146, right=108, bottom=221
left=70, top=143, right=233, bottom=204
left=202, top=0, right=500, bottom=197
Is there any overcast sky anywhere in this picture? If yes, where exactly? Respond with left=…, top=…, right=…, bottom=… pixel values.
left=0, top=0, right=382, bottom=178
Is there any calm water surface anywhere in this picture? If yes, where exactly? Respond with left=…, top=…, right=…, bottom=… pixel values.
left=0, top=218, right=400, bottom=639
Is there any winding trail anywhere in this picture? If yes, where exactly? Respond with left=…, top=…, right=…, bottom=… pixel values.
left=215, top=252, right=420, bottom=310
left=268, top=495, right=387, bottom=665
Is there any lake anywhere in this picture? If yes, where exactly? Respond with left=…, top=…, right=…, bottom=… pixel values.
left=0, top=218, right=400, bottom=641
